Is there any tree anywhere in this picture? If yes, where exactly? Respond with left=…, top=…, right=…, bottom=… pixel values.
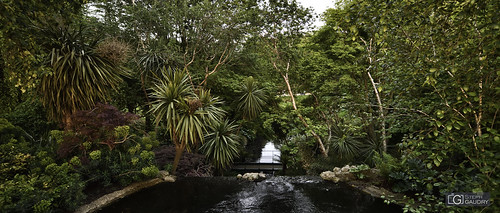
left=90, top=0, right=260, bottom=87
left=0, top=0, right=85, bottom=113
left=295, top=3, right=389, bottom=162
left=39, top=20, right=130, bottom=126
left=257, top=0, right=331, bottom=157
left=150, top=68, right=225, bottom=174
left=319, top=0, right=500, bottom=210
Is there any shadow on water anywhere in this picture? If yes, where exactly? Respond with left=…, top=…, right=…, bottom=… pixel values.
left=99, top=176, right=402, bottom=213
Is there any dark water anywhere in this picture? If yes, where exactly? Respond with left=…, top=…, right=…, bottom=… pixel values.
left=100, top=176, right=402, bottom=213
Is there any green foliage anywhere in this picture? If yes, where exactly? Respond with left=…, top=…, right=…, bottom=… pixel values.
left=200, top=120, right=241, bottom=170
left=150, top=68, right=225, bottom=173
left=298, top=0, right=500, bottom=210
left=55, top=103, right=138, bottom=157
left=329, top=117, right=363, bottom=162
left=141, top=165, right=159, bottom=178
left=1, top=162, right=85, bottom=212
left=53, top=127, right=160, bottom=187
left=373, top=152, right=400, bottom=179
left=0, top=0, right=84, bottom=104
left=0, top=119, right=31, bottom=180
left=0, top=119, right=85, bottom=212
left=238, top=76, right=267, bottom=120
left=349, top=164, right=370, bottom=179
left=2, top=98, right=56, bottom=140
left=388, top=158, right=437, bottom=194
left=374, top=152, right=498, bottom=212
left=48, top=104, right=160, bottom=187
left=39, top=19, right=130, bottom=124
left=0, top=0, right=498, bottom=211
left=280, top=135, right=320, bottom=175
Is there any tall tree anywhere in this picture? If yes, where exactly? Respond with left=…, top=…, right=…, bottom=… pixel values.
left=150, top=69, right=225, bottom=174
left=258, top=0, right=330, bottom=157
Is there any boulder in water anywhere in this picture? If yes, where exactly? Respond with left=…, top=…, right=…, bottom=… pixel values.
left=238, top=172, right=266, bottom=181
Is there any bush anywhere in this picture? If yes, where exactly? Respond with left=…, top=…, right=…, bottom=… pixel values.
left=2, top=99, right=56, bottom=140
left=374, top=152, right=499, bottom=212
left=1, top=163, right=85, bottom=212
left=388, top=158, right=437, bottom=193
left=0, top=119, right=85, bottom=212
left=373, top=152, right=401, bottom=179
left=51, top=104, right=160, bottom=187
left=349, top=164, right=370, bottom=179
left=0, top=118, right=32, bottom=180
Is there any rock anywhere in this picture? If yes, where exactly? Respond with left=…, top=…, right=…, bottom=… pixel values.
left=159, top=170, right=169, bottom=177
left=321, top=165, right=356, bottom=183
left=360, top=168, right=382, bottom=182
left=341, top=165, right=350, bottom=173
left=162, top=175, right=176, bottom=182
left=336, top=171, right=355, bottom=182
left=241, top=172, right=266, bottom=181
left=320, top=171, right=339, bottom=183
left=158, top=170, right=175, bottom=182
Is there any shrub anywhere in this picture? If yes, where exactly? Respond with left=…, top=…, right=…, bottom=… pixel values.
left=0, top=119, right=85, bottom=212
left=373, top=152, right=401, bottom=179
left=388, top=158, right=438, bottom=193
left=51, top=104, right=160, bottom=186
left=2, top=99, right=56, bottom=140
left=0, top=118, right=32, bottom=180
left=55, top=125, right=161, bottom=187
left=349, top=164, right=370, bottom=179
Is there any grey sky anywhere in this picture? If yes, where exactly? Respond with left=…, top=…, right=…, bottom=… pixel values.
left=297, top=0, right=337, bottom=29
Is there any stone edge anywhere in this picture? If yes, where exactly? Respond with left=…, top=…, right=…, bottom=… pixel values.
left=75, top=172, right=175, bottom=213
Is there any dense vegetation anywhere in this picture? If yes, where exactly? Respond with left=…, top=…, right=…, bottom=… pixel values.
left=0, top=0, right=498, bottom=212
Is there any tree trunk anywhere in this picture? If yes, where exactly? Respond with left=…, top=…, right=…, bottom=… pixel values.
left=62, top=113, right=72, bottom=129
left=171, top=143, right=185, bottom=175
left=367, top=71, right=387, bottom=153
left=280, top=72, right=328, bottom=157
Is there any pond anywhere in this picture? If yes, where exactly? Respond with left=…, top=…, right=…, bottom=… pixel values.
left=100, top=176, right=402, bottom=213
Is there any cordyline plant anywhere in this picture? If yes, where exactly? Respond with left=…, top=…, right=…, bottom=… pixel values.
left=39, top=20, right=130, bottom=126
left=150, top=68, right=225, bottom=174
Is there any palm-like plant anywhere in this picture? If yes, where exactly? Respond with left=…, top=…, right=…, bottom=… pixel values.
left=329, top=120, right=362, bottom=161
left=40, top=21, right=129, bottom=126
left=359, top=123, right=384, bottom=164
left=41, top=46, right=126, bottom=125
left=237, top=76, right=267, bottom=120
left=200, top=119, right=240, bottom=171
left=150, top=68, right=225, bottom=174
